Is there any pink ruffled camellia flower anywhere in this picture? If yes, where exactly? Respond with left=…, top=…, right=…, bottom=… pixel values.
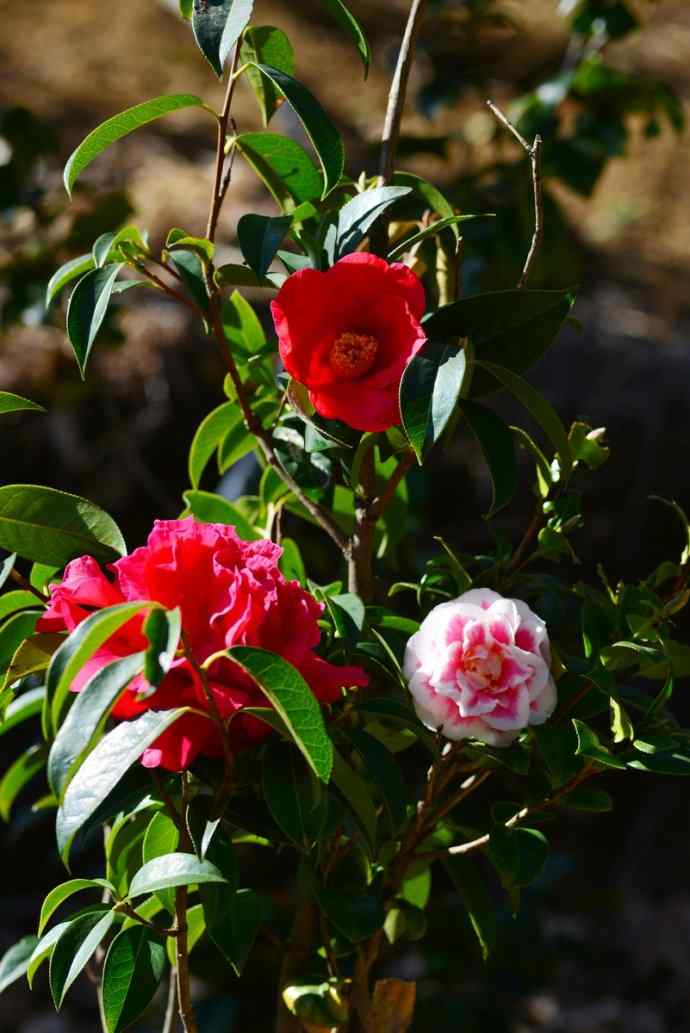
left=403, top=588, right=556, bottom=746
left=38, top=518, right=368, bottom=772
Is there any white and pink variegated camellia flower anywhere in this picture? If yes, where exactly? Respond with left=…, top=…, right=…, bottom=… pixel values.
left=403, top=588, right=557, bottom=746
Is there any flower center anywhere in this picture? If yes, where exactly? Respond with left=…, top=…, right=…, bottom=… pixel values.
left=329, top=332, right=379, bottom=380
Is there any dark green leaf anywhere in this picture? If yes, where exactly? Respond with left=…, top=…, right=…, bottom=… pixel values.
left=572, top=718, right=626, bottom=769
left=192, top=0, right=254, bottom=76
left=143, top=608, right=181, bottom=689
left=27, top=922, right=71, bottom=989
left=388, top=214, right=493, bottom=260
left=459, top=399, right=518, bottom=516
left=201, top=886, right=266, bottom=975
left=57, top=708, right=190, bottom=862
left=560, top=785, right=613, bottom=811
left=0, top=611, right=41, bottom=675
left=66, top=263, right=123, bottom=377
left=48, top=653, right=145, bottom=799
left=227, top=647, right=334, bottom=781
left=128, top=852, right=227, bottom=898
left=64, top=95, right=207, bottom=195
left=318, top=0, right=371, bottom=76
left=445, top=856, right=496, bottom=961
left=237, top=213, right=292, bottom=277
left=249, top=65, right=344, bottom=197
left=182, top=490, right=259, bottom=539
left=241, top=27, right=294, bottom=125
left=488, top=825, right=548, bottom=890
left=0, top=936, right=39, bottom=995
left=39, top=878, right=114, bottom=936
left=262, top=741, right=324, bottom=848
left=235, top=132, right=323, bottom=210
left=0, top=484, right=126, bottom=567
left=102, top=926, right=167, bottom=1033
left=400, top=341, right=467, bottom=462
left=142, top=811, right=181, bottom=914
left=50, top=909, right=115, bottom=1009
left=477, top=362, right=573, bottom=475
left=188, top=401, right=237, bottom=488
left=392, top=171, right=458, bottom=239
left=330, top=748, right=377, bottom=850
left=0, top=391, right=45, bottom=416
left=316, top=888, right=384, bottom=943
left=0, top=744, right=46, bottom=821
left=46, top=255, right=96, bottom=308
left=350, top=730, right=408, bottom=832
left=330, top=186, right=410, bottom=259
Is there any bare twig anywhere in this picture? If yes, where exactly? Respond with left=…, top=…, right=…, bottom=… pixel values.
left=207, top=44, right=242, bottom=244
left=134, top=262, right=203, bottom=319
left=348, top=444, right=377, bottom=600
left=175, top=775, right=198, bottom=1033
left=113, top=900, right=176, bottom=937
left=486, top=100, right=544, bottom=289
left=379, top=0, right=430, bottom=184
left=10, top=568, right=48, bottom=602
left=163, top=969, right=179, bottom=1033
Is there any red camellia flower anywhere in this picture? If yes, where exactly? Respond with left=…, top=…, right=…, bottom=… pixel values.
left=271, top=253, right=427, bottom=432
left=38, top=518, right=368, bottom=771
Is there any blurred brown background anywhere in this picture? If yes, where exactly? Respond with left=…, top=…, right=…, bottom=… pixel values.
left=1, top=1, right=690, bottom=1031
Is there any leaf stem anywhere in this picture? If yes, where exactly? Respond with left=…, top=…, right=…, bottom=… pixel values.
left=486, top=100, right=544, bottom=289
left=10, top=568, right=48, bottom=602
left=207, top=43, right=243, bottom=244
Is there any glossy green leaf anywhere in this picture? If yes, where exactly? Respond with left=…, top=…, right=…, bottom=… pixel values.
left=560, top=785, right=613, bottom=811
left=66, top=263, right=123, bottom=377
left=318, top=0, right=371, bottom=76
left=350, top=730, right=408, bottom=832
left=388, top=214, right=492, bottom=260
left=179, top=0, right=193, bottom=17
left=143, top=607, right=181, bottom=689
left=39, top=878, right=114, bottom=936
left=237, top=213, right=293, bottom=277
left=650, top=496, right=690, bottom=565
left=249, top=65, right=344, bottom=197
left=102, top=926, right=167, bottom=1033
left=0, top=610, right=41, bottom=675
left=488, top=826, right=549, bottom=890
left=182, top=490, right=259, bottom=539
left=128, top=852, right=227, bottom=898
left=192, top=0, right=254, bottom=76
left=400, top=341, right=467, bottom=462
left=235, top=132, right=323, bottom=209
left=45, top=254, right=95, bottom=308
left=50, top=909, right=115, bottom=1009
left=57, top=708, right=189, bottom=862
left=213, top=263, right=276, bottom=289
left=188, top=401, right=237, bottom=488
left=166, top=903, right=205, bottom=965
left=0, top=744, right=46, bottom=821
left=64, top=95, right=207, bottom=195
left=392, top=171, right=458, bottom=238
left=330, top=748, right=377, bottom=851
left=445, top=856, right=496, bottom=961
left=227, top=647, right=333, bottom=781
left=142, top=811, right=180, bottom=914
left=241, top=27, right=294, bottom=125
left=330, top=186, right=410, bottom=260
left=0, top=936, right=39, bottom=995
left=0, top=687, right=45, bottom=736
left=0, top=554, right=16, bottom=591
left=2, top=636, right=62, bottom=696
left=262, top=741, right=324, bottom=848
left=459, top=399, right=518, bottom=516
left=47, top=601, right=152, bottom=735
left=48, top=652, right=145, bottom=798
left=0, top=392, right=44, bottom=416
left=201, top=886, right=266, bottom=975
left=572, top=719, right=626, bottom=769
left=0, top=484, right=126, bottom=566
left=422, top=289, right=573, bottom=388
left=477, top=362, right=573, bottom=475
left=27, top=922, right=70, bottom=989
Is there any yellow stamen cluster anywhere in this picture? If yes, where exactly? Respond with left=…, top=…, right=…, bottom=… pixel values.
left=329, top=332, right=379, bottom=380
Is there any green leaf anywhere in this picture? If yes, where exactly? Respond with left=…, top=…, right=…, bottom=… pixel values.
left=330, top=186, right=410, bottom=259
left=182, top=490, right=259, bottom=540
left=0, top=935, right=38, bottom=994
left=50, top=909, right=115, bottom=1009
left=423, top=289, right=573, bottom=387
left=0, top=391, right=44, bottom=416
left=388, top=215, right=492, bottom=260
left=0, top=554, right=16, bottom=591
left=318, top=0, right=371, bottom=76
left=249, top=65, right=344, bottom=197
left=102, top=926, right=167, bottom=1033
left=477, top=362, right=573, bottom=475
left=166, top=903, right=205, bottom=965
left=560, top=785, right=613, bottom=812
left=92, top=232, right=117, bottom=268
left=235, top=132, right=323, bottom=209
left=0, top=744, right=46, bottom=821
left=142, top=811, right=180, bottom=914
left=169, top=249, right=209, bottom=312
left=459, top=399, right=518, bottom=516
left=392, top=171, right=458, bottom=238
left=650, top=496, right=690, bottom=565
left=330, top=748, right=377, bottom=851
left=143, top=607, right=181, bottom=689
left=213, top=263, right=276, bottom=289
left=27, top=921, right=71, bottom=988
left=400, top=867, right=431, bottom=909
left=0, top=611, right=41, bottom=676
left=316, top=888, right=384, bottom=943
left=45, top=254, right=95, bottom=308
left=0, top=484, right=126, bottom=566
left=192, top=0, right=254, bottom=76
left=128, top=852, right=227, bottom=898
left=445, top=856, right=496, bottom=961
left=48, top=653, right=145, bottom=799
left=350, top=730, right=408, bottom=833
left=201, top=886, right=266, bottom=975
left=188, top=401, right=237, bottom=488
left=39, top=878, right=114, bottom=936
left=262, top=741, right=324, bottom=848
left=227, top=646, right=334, bottom=781
left=64, top=95, right=207, bottom=195
left=0, top=687, right=45, bottom=736
left=57, top=708, right=190, bottom=862
left=572, top=718, right=626, bottom=769
left=400, top=341, right=467, bottom=462
left=237, top=213, right=293, bottom=277
left=279, top=537, right=306, bottom=584
left=179, top=0, right=193, bottom=17
left=241, top=27, right=294, bottom=125
left=46, top=601, right=153, bottom=735
left=488, top=825, right=548, bottom=890
left=66, top=263, right=123, bottom=377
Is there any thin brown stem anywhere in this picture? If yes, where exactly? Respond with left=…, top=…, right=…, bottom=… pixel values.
left=276, top=897, right=318, bottom=1033
left=207, top=45, right=242, bottom=244
left=508, top=504, right=543, bottom=574
left=175, top=776, right=198, bottom=1033
left=368, top=451, right=415, bottom=521
left=486, top=100, right=544, bottom=289
left=379, top=0, right=429, bottom=184
left=152, top=771, right=183, bottom=831
left=349, top=445, right=377, bottom=600
left=113, top=901, right=176, bottom=937
left=134, top=262, right=203, bottom=318
left=163, top=969, right=179, bottom=1033
left=10, top=568, right=48, bottom=602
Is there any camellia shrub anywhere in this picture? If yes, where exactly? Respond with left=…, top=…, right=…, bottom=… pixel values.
left=1, top=2, right=689, bottom=1032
